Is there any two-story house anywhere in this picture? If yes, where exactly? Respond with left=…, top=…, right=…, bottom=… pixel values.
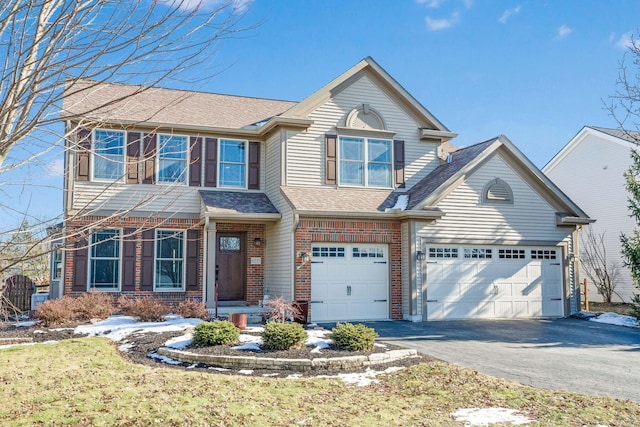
left=58, top=57, right=591, bottom=322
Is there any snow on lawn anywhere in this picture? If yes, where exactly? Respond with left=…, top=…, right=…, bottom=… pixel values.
left=315, top=367, right=405, bottom=387
left=590, top=312, right=639, bottom=328
left=164, top=332, right=193, bottom=349
left=451, top=408, right=535, bottom=426
left=73, top=314, right=202, bottom=341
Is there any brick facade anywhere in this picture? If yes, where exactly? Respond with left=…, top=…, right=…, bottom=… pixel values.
left=294, top=219, right=403, bottom=320
left=64, top=216, right=203, bottom=304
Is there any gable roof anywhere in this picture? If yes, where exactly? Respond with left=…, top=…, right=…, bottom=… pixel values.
left=406, top=135, right=591, bottom=222
left=544, top=126, right=640, bottom=173
left=62, top=79, right=297, bottom=129
left=280, top=57, right=457, bottom=140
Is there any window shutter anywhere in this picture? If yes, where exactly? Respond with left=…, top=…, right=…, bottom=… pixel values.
left=75, top=128, right=92, bottom=181
left=248, top=141, right=260, bottom=190
left=325, top=134, right=337, bottom=185
left=72, top=237, right=88, bottom=292
left=140, top=229, right=154, bottom=291
left=127, top=132, right=141, bottom=184
left=393, top=139, right=405, bottom=188
left=204, top=137, right=218, bottom=187
left=189, top=136, right=202, bottom=187
left=143, top=133, right=156, bottom=184
left=122, top=228, right=137, bottom=291
left=185, top=229, right=200, bottom=291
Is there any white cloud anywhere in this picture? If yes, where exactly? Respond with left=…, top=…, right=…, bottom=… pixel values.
left=417, top=0, right=448, bottom=8
left=499, top=5, right=521, bottom=24
left=44, top=158, right=64, bottom=178
left=556, top=24, right=572, bottom=39
left=616, top=31, right=636, bottom=49
left=425, top=12, right=459, bottom=31
left=461, top=0, right=473, bottom=8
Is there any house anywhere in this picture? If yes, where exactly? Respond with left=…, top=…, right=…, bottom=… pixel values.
left=544, top=126, right=640, bottom=302
left=57, top=57, right=591, bottom=322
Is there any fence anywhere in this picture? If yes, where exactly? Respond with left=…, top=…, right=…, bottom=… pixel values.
left=2, top=275, right=35, bottom=312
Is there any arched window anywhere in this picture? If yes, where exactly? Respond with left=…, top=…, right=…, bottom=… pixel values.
left=482, top=178, right=513, bottom=204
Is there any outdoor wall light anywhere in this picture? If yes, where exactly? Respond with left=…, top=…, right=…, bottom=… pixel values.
left=416, top=250, right=426, bottom=261
left=300, top=252, right=310, bottom=263
left=253, top=237, right=263, bottom=247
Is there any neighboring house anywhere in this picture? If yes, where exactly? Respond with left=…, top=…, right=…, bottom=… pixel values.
left=544, top=126, right=640, bottom=302
left=58, top=57, right=591, bottom=322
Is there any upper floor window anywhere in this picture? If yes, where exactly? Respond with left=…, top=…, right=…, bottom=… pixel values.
left=219, top=139, right=246, bottom=188
left=89, top=229, right=120, bottom=290
left=339, top=136, right=391, bottom=187
left=158, top=134, right=187, bottom=183
left=93, top=130, right=124, bottom=180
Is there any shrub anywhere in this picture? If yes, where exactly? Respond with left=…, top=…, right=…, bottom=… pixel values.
left=331, top=323, right=378, bottom=351
left=262, top=321, right=307, bottom=351
left=74, top=292, right=115, bottom=321
left=175, top=299, right=210, bottom=320
left=117, top=296, right=170, bottom=322
left=34, top=297, right=77, bottom=326
left=263, top=296, right=302, bottom=323
left=192, top=321, right=239, bottom=346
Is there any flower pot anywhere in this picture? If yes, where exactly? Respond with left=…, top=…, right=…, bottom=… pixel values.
left=228, top=313, right=247, bottom=330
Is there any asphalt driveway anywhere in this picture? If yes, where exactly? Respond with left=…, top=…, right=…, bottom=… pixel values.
left=364, top=318, right=640, bottom=402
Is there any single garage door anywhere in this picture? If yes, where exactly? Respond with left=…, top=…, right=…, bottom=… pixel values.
left=310, top=243, right=389, bottom=322
left=425, top=245, right=564, bottom=320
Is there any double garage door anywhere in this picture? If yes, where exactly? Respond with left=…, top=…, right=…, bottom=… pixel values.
left=310, top=243, right=389, bottom=322
left=425, top=245, right=564, bottom=320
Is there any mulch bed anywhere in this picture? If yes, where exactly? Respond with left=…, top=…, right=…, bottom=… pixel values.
left=0, top=320, right=430, bottom=378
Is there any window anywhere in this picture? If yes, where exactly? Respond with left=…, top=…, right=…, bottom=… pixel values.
left=531, top=249, right=557, bottom=260
left=155, top=230, right=184, bottom=290
left=219, top=139, right=246, bottom=188
left=93, top=130, right=124, bottom=180
left=339, top=137, right=392, bottom=187
left=498, top=249, right=525, bottom=259
left=52, top=246, right=63, bottom=280
left=89, top=229, right=120, bottom=290
left=353, top=247, right=384, bottom=258
left=158, top=134, right=187, bottom=183
left=312, top=246, right=345, bottom=258
left=219, top=236, right=241, bottom=252
left=428, top=247, right=459, bottom=258
left=464, top=248, right=492, bottom=259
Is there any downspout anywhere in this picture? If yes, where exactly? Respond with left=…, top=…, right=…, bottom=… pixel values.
left=202, top=216, right=209, bottom=303
left=573, top=225, right=582, bottom=313
left=291, top=212, right=300, bottom=300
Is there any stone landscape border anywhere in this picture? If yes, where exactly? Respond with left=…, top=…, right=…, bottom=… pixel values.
left=157, top=347, right=419, bottom=371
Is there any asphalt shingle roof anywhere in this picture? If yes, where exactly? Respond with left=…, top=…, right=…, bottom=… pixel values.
left=591, top=126, right=640, bottom=144
left=199, top=191, right=279, bottom=214
left=63, top=79, right=297, bottom=129
left=281, top=186, right=399, bottom=213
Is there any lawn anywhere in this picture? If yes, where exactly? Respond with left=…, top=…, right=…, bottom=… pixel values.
left=1, top=338, right=639, bottom=426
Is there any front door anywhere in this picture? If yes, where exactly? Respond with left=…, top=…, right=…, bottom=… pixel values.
left=216, top=232, right=246, bottom=301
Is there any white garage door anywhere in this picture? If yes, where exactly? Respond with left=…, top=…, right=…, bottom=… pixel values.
left=310, top=244, right=389, bottom=322
left=425, top=245, right=564, bottom=320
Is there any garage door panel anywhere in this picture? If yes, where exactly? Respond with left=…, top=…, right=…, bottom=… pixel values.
left=426, top=245, right=564, bottom=320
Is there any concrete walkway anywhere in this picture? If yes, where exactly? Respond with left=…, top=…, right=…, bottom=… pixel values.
left=363, top=318, right=640, bottom=402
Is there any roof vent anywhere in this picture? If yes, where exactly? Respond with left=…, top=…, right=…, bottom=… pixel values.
left=446, top=153, right=453, bottom=164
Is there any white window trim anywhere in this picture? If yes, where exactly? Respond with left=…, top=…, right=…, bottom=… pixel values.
left=87, top=228, right=122, bottom=292
left=218, top=138, right=248, bottom=189
left=91, top=129, right=126, bottom=183
left=156, top=133, right=189, bottom=185
left=51, top=243, right=63, bottom=281
left=153, top=229, right=186, bottom=292
left=338, top=135, right=393, bottom=189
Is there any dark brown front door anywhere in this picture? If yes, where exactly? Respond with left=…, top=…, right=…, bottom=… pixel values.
left=216, top=232, right=246, bottom=301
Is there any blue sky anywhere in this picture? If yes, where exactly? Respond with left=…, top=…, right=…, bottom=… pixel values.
left=3, top=0, right=639, bottom=230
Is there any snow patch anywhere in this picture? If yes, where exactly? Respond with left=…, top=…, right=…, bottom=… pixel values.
left=73, top=315, right=201, bottom=341
left=238, top=334, right=262, bottom=344
left=148, top=352, right=182, bottom=365
left=451, top=408, right=535, bottom=426
left=209, top=367, right=231, bottom=372
left=238, top=369, right=254, bottom=375
left=13, top=321, right=39, bottom=328
left=233, top=342, right=262, bottom=351
left=590, top=312, right=639, bottom=328
left=164, top=332, right=193, bottom=349
left=118, top=343, right=134, bottom=352
left=392, top=194, right=409, bottom=211
left=316, top=366, right=405, bottom=387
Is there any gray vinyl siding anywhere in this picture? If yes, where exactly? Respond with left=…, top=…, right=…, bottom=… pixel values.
left=264, top=130, right=294, bottom=299
left=544, top=133, right=635, bottom=302
left=285, top=74, right=440, bottom=188
left=71, top=182, right=201, bottom=216
left=419, top=153, right=573, bottom=243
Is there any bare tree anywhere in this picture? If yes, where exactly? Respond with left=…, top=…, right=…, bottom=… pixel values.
left=0, top=0, right=252, bottom=281
left=580, top=227, right=621, bottom=303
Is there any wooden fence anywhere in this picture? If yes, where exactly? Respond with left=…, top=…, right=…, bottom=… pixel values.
left=2, top=275, right=35, bottom=312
